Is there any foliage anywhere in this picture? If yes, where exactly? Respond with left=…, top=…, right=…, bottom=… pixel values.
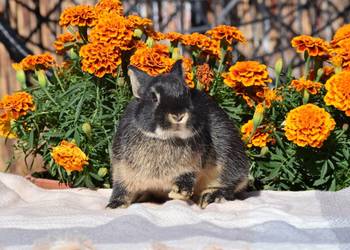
left=2, top=0, right=349, bottom=191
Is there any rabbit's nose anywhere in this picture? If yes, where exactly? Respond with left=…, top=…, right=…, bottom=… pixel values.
left=168, top=113, right=189, bottom=124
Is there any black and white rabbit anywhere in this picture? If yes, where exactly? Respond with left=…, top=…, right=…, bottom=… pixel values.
left=107, top=60, right=249, bottom=209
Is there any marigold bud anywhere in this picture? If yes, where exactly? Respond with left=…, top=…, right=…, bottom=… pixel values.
left=252, top=103, right=264, bottom=130
left=133, top=28, right=143, bottom=38
left=36, top=70, right=47, bottom=88
left=98, top=167, right=108, bottom=177
left=16, top=69, right=26, bottom=89
left=82, top=122, right=92, bottom=137
left=274, top=58, right=283, bottom=76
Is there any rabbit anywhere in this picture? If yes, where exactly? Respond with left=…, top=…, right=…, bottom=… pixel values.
left=107, top=60, right=249, bottom=209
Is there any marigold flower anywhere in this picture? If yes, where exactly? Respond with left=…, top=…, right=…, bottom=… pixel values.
left=223, top=61, right=272, bottom=88
left=196, top=63, right=214, bottom=91
left=182, top=58, right=194, bottom=88
left=324, top=71, right=350, bottom=116
left=0, top=92, right=35, bottom=120
left=54, top=32, right=77, bottom=54
left=329, top=38, right=350, bottom=70
left=206, top=25, right=246, bottom=44
left=181, top=33, right=220, bottom=57
left=145, top=29, right=166, bottom=41
left=0, top=112, right=16, bottom=138
left=59, top=5, right=97, bottom=27
left=127, top=15, right=153, bottom=29
left=80, top=42, right=122, bottom=78
left=290, top=78, right=323, bottom=95
left=331, top=24, right=350, bottom=46
left=241, top=120, right=273, bottom=148
left=165, top=32, right=183, bottom=42
left=95, top=0, right=123, bottom=16
left=291, top=35, right=329, bottom=57
left=130, top=44, right=173, bottom=76
left=256, top=88, right=282, bottom=108
left=285, top=104, right=335, bottom=148
left=89, top=13, right=134, bottom=51
left=51, top=140, right=89, bottom=172
left=12, top=53, right=55, bottom=71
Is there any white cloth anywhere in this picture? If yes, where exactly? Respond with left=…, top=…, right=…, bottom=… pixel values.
left=0, top=172, right=349, bottom=250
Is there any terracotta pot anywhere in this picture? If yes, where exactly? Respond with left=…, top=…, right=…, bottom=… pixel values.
left=25, top=174, right=70, bottom=189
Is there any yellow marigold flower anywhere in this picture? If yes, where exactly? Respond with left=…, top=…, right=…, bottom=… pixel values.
left=285, top=104, right=335, bottom=148
left=80, top=42, right=122, bottom=78
left=241, top=120, right=273, bottom=148
left=206, top=25, right=246, bottom=44
left=89, top=13, right=134, bottom=51
left=324, top=71, right=350, bottom=116
left=130, top=44, right=173, bottom=76
left=181, top=33, right=220, bottom=57
left=95, top=0, right=123, bottom=16
left=51, top=140, right=88, bottom=172
left=1, top=92, right=35, bottom=120
left=195, top=63, right=214, bottom=91
left=182, top=58, right=195, bottom=88
left=291, top=35, right=329, bottom=57
left=256, top=88, right=282, bottom=108
left=290, top=78, right=323, bottom=95
left=12, top=53, right=55, bottom=71
left=59, top=5, right=97, bottom=27
left=53, top=32, right=77, bottom=54
left=165, top=32, right=183, bottom=42
left=329, top=38, right=350, bottom=70
left=223, top=61, right=272, bottom=88
left=331, top=24, right=350, bottom=47
left=0, top=112, right=16, bottom=139
left=127, top=15, right=153, bottom=29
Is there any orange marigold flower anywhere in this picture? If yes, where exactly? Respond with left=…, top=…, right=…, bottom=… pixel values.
left=324, top=71, right=350, bottom=116
left=285, top=104, right=335, bottom=148
left=51, top=140, right=88, bottom=172
left=256, top=88, right=282, bottom=108
left=95, top=0, right=123, bottom=16
left=89, top=13, right=134, bottom=51
left=196, top=63, right=214, bottom=91
left=182, top=58, right=194, bottom=88
left=127, top=15, right=153, bottom=29
left=291, top=35, right=329, bottom=57
left=130, top=44, right=173, bottom=76
left=80, top=42, right=122, bottom=78
left=145, top=29, right=166, bottom=41
left=0, top=112, right=16, bottom=139
left=59, top=5, right=97, bottom=27
left=329, top=38, right=350, bottom=70
left=181, top=33, right=220, bottom=57
left=290, top=78, right=323, bottom=95
left=1, top=92, right=35, bottom=120
left=241, top=120, right=273, bottom=148
left=165, top=32, right=183, bottom=42
left=206, top=25, right=246, bottom=44
left=331, top=24, right=350, bottom=47
left=223, top=61, right=272, bottom=88
left=54, top=32, right=77, bottom=54
left=12, top=53, right=55, bottom=71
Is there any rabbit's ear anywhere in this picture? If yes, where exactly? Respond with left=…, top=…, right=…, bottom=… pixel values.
left=128, top=66, right=150, bottom=98
left=170, top=60, right=184, bottom=78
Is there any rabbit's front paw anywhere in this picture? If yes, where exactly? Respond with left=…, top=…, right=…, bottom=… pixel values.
left=168, top=184, right=193, bottom=200
left=106, top=199, right=129, bottom=209
left=199, top=188, right=227, bottom=209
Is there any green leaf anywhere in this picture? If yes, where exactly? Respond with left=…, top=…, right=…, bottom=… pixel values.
left=89, top=172, right=104, bottom=181
left=313, top=176, right=330, bottom=186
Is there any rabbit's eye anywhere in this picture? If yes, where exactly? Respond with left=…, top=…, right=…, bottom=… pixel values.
left=151, top=92, right=158, bottom=103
